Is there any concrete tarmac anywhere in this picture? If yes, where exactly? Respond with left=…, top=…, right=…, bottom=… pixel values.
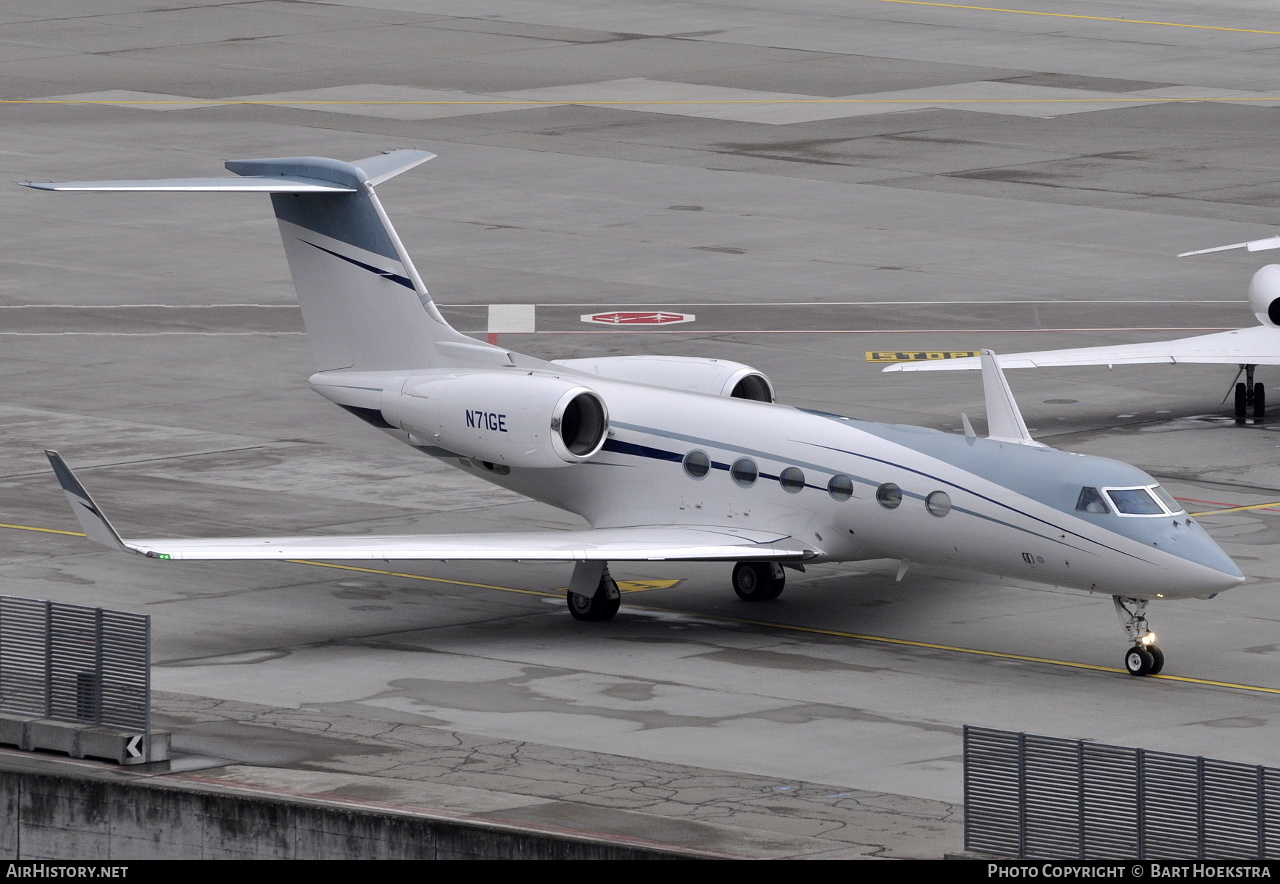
left=2, top=0, right=1279, bottom=859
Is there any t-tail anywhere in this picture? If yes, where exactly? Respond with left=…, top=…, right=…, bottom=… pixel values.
left=24, top=151, right=510, bottom=373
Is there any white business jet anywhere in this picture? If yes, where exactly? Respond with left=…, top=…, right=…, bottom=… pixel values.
left=26, top=152, right=1245, bottom=677
left=884, top=240, right=1280, bottom=424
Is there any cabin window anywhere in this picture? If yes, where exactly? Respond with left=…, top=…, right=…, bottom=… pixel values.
left=1076, top=487, right=1109, bottom=514
left=926, top=491, right=951, bottom=518
left=731, top=458, right=758, bottom=488
left=779, top=467, right=805, bottom=494
left=683, top=449, right=710, bottom=479
left=828, top=474, right=854, bottom=502
left=1106, top=487, right=1164, bottom=516
left=876, top=482, right=902, bottom=509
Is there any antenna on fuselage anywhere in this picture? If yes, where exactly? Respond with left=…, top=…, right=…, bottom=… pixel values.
left=980, top=350, right=1045, bottom=447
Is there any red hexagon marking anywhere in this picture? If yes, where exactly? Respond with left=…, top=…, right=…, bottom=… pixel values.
left=581, top=311, right=695, bottom=325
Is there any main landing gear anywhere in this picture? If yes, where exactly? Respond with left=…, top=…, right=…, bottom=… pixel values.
left=1114, top=596, right=1164, bottom=677
left=567, top=561, right=621, bottom=621
left=1232, top=364, right=1265, bottom=424
left=731, top=561, right=785, bottom=601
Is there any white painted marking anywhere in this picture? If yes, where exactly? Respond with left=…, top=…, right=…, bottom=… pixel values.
left=126, top=735, right=143, bottom=758
left=487, top=304, right=536, bottom=334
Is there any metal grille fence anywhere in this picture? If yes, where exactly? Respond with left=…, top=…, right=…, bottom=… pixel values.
left=965, top=726, right=1278, bottom=859
left=0, top=596, right=150, bottom=732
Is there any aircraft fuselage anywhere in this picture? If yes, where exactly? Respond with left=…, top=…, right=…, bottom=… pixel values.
left=315, top=369, right=1243, bottom=602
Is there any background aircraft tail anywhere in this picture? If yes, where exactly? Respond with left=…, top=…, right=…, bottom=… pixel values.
left=26, top=151, right=499, bottom=373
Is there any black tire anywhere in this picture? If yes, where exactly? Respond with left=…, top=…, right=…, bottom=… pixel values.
left=568, top=577, right=620, bottom=621
left=568, top=590, right=603, bottom=621
left=732, top=561, right=779, bottom=601
left=1124, top=646, right=1154, bottom=676
left=1254, top=383, right=1266, bottom=421
left=764, top=573, right=786, bottom=600
left=1147, top=645, right=1165, bottom=676
left=601, top=585, right=621, bottom=620
left=1235, top=382, right=1248, bottom=423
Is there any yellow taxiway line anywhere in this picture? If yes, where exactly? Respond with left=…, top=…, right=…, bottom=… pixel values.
left=5, top=519, right=1276, bottom=694
left=0, top=521, right=85, bottom=536
left=1190, top=501, right=1280, bottom=517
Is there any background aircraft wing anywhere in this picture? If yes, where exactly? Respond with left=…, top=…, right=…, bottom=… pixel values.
left=882, top=325, right=1280, bottom=372
left=47, top=451, right=814, bottom=563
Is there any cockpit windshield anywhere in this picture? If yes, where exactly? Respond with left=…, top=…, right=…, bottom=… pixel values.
left=1078, top=483, right=1187, bottom=518
left=1151, top=485, right=1186, bottom=515
left=1106, top=488, right=1164, bottom=515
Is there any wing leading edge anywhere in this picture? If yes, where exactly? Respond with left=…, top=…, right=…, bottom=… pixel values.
left=882, top=325, right=1280, bottom=373
left=46, top=452, right=816, bottom=563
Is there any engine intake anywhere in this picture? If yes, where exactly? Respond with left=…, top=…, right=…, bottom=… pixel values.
left=1249, top=264, right=1280, bottom=328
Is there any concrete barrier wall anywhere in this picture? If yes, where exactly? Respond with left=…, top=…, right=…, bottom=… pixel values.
left=0, top=768, right=689, bottom=860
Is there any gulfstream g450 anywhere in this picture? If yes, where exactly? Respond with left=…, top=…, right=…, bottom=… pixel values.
left=26, top=151, right=1244, bottom=677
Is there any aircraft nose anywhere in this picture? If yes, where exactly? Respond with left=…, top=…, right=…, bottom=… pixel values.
left=1172, top=530, right=1244, bottom=595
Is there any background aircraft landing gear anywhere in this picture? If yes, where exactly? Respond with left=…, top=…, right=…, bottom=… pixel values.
left=732, top=561, right=785, bottom=601
left=567, top=561, right=621, bottom=621
left=1232, top=364, right=1264, bottom=424
left=1113, top=596, right=1163, bottom=676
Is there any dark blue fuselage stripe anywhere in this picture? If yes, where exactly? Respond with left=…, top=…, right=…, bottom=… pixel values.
left=304, top=240, right=415, bottom=290
left=604, top=421, right=1143, bottom=561
left=602, top=439, right=683, bottom=462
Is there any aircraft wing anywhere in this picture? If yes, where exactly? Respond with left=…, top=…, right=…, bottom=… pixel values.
left=882, top=325, right=1280, bottom=373
left=47, top=452, right=815, bottom=563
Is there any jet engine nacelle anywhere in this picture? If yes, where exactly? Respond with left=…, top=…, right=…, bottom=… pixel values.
left=1249, top=264, right=1280, bottom=327
left=552, top=355, right=775, bottom=402
left=383, top=372, right=609, bottom=468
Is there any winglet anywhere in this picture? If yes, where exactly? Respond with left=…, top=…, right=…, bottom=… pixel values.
left=45, top=451, right=133, bottom=553
left=980, top=351, right=1044, bottom=447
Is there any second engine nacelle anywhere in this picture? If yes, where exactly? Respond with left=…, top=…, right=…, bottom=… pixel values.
left=552, top=355, right=775, bottom=402
left=1249, top=264, right=1280, bottom=327
left=382, top=371, right=609, bottom=468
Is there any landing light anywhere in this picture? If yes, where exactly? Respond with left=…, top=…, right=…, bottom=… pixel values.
left=1140, top=632, right=1158, bottom=646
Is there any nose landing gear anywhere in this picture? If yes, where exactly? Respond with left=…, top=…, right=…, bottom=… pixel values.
left=1231, top=364, right=1265, bottom=424
left=1114, top=596, right=1164, bottom=676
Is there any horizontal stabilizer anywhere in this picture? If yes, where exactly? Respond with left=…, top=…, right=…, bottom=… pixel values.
left=22, top=177, right=356, bottom=193
left=46, top=455, right=815, bottom=563
left=23, top=151, right=437, bottom=193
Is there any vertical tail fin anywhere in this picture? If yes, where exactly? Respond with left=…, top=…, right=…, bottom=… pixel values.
left=979, top=350, right=1044, bottom=447
left=225, top=151, right=481, bottom=371
left=24, top=151, right=505, bottom=373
